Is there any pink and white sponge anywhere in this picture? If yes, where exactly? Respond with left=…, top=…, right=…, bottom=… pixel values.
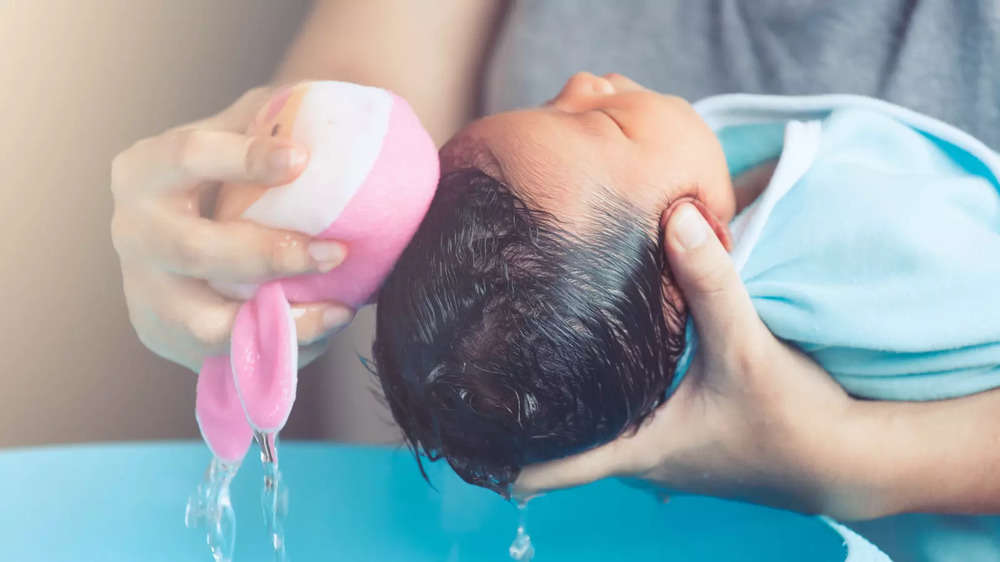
left=195, top=81, right=440, bottom=464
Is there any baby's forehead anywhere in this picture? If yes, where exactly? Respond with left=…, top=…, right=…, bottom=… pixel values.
left=439, top=119, right=644, bottom=237
left=442, top=128, right=575, bottom=199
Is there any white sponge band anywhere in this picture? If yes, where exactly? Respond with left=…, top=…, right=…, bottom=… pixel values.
left=242, top=82, right=393, bottom=235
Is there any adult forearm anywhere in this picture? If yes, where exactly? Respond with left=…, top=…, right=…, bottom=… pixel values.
left=821, top=389, right=1000, bottom=519
left=273, top=0, right=507, bottom=144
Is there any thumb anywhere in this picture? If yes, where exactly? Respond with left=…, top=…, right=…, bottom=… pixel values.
left=662, top=202, right=759, bottom=345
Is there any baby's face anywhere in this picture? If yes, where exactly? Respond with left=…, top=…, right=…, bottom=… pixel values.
left=440, top=72, right=735, bottom=233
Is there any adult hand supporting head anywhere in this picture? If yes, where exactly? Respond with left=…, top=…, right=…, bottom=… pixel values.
left=110, top=88, right=354, bottom=372
left=514, top=202, right=880, bottom=518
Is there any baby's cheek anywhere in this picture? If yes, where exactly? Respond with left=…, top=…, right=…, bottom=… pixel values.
left=215, top=85, right=309, bottom=221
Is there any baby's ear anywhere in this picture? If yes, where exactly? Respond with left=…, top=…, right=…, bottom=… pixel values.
left=660, top=197, right=732, bottom=252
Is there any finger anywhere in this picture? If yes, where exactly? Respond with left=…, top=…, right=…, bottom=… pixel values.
left=153, top=279, right=351, bottom=364
left=662, top=203, right=761, bottom=346
left=116, top=209, right=346, bottom=282
left=291, top=302, right=355, bottom=344
left=111, top=129, right=307, bottom=198
left=146, top=274, right=242, bottom=359
left=514, top=390, right=691, bottom=499
left=513, top=438, right=631, bottom=500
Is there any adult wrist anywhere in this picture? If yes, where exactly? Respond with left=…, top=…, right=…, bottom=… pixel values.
left=804, top=399, right=908, bottom=520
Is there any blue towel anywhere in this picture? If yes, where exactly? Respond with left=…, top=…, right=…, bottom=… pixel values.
left=674, top=95, right=1000, bottom=401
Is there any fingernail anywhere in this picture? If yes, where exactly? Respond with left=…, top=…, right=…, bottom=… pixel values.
left=322, top=307, right=352, bottom=331
left=268, top=145, right=307, bottom=172
left=308, top=241, right=346, bottom=272
left=673, top=204, right=708, bottom=250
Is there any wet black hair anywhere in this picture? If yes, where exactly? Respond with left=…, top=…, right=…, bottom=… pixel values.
left=372, top=168, right=685, bottom=496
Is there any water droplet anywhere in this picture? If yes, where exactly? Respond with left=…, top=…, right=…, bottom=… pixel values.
left=508, top=501, right=534, bottom=561
left=186, top=457, right=240, bottom=562
left=257, top=431, right=289, bottom=562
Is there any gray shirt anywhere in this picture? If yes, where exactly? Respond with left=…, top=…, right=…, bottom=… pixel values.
left=485, top=0, right=999, bottom=149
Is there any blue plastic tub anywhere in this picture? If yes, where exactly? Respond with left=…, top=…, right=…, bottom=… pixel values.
left=0, top=441, right=847, bottom=561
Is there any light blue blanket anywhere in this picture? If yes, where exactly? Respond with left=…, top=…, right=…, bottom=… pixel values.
left=676, top=96, right=1000, bottom=401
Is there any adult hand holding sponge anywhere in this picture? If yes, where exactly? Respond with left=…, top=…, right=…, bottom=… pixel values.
left=197, top=81, right=440, bottom=463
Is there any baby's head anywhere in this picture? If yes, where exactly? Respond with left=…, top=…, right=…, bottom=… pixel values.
left=373, top=73, right=735, bottom=495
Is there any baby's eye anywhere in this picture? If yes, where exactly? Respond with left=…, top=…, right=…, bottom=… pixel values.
left=271, top=123, right=281, bottom=136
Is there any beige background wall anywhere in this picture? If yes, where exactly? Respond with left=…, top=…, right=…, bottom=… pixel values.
left=0, top=0, right=399, bottom=448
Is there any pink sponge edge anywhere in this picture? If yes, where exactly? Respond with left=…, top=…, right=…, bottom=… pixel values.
left=195, top=355, right=253, bottom=464
left=230, top=283, right=298, bottom=434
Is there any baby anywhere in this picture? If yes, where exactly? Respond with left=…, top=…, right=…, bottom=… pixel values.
left=372, top=72, right=1000, bottom=496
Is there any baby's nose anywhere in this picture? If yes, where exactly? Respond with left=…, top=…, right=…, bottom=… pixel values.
left=551, top=72, right=616, bottom=108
